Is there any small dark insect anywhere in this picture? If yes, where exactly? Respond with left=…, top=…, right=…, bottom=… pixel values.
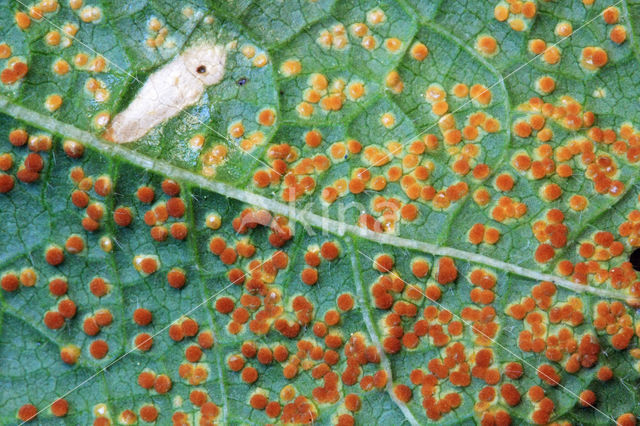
left=196, top=65, right=207, bottom=74
left=237, top=77, right=247, bottom=86
left=630, top=248, right=640, bottom=271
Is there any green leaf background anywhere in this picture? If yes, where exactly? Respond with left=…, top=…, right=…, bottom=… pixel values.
left=1, top=0, right=640, bottom=424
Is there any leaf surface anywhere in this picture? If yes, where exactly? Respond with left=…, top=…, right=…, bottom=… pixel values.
left=1, top=1, right=640, bottom=425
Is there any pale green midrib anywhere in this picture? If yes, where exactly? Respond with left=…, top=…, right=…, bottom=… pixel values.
left=0, top=97, right=634, bottom=303
left=346, top=236, right=419, bottom=426
left=102, top=160, right=132, bottom=377
left=184, top=186, right=229, bottom=424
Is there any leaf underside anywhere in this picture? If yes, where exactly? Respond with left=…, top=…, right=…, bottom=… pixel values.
left=1, top=1, right=640, bottom=425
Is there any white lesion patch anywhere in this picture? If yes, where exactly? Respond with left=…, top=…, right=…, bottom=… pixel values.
left=103, top=43, right=227, bottom=143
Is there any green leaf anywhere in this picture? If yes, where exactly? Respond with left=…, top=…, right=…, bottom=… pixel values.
left=1, top=1, right=640, bottom=425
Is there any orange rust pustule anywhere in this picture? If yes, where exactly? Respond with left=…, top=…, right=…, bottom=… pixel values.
left=437, top=257, right=457, bottom=284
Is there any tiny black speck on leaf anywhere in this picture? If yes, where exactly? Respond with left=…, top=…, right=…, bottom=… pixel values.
left=630, top=248, right=640, bottom=271
left=237, top=77, right=247, bottom=86
left=196, top=65, right=206, bottom=74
